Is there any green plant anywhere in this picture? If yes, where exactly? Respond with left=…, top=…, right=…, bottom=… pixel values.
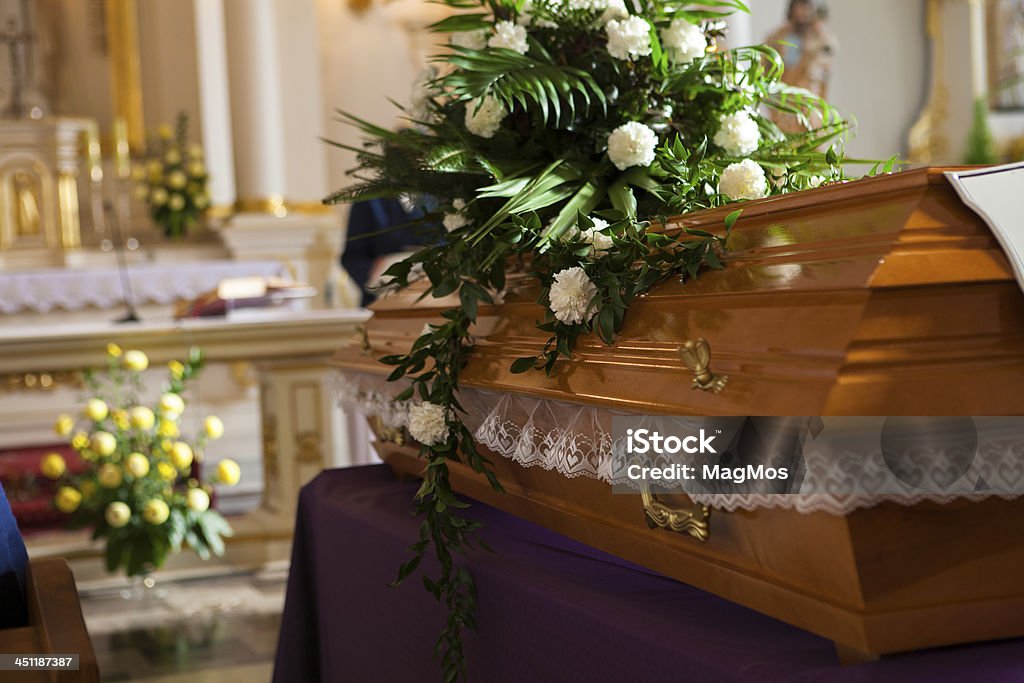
left=964, top=97, right=999, bottom=165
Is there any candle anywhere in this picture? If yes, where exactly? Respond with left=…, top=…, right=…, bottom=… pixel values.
left=85, top=123, right=103, bottom=184
left=969, top=0, right=986, bottom=101
left=113, top=117, right=131, bottom=180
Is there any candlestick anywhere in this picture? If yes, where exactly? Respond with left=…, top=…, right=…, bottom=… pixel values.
left=969, top=0, right=986, bottom=101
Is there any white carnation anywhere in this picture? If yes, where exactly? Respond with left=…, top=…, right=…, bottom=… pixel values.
left=443, top=198, right=471, bottom=232
left=489, top=20, right=529, bottom=54
left=549, top=267, right=599, bottom=325
left=599, top=0, right=628, bottom=24
left=719, top=160, right=769, bottom=201
left=408, top=67, right=437, bottom=122
left=408, top=402, right=449, bottom=447
left=518, top=0, right=557, bottom=27
left=606, top=16, right=652, bottom=61
left=451, top=30, right=487, bottom=51
left=713, top=110, right=761, bottom=157
left=577, top=217, right=614, bottom=257
left=464, top=96, right=508, bottom=138
left=661, top=18, right=706, bottom=65
left=607, top=121, right=658, bottom=171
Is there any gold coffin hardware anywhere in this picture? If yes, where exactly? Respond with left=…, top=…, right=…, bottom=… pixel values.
left=641, top=484, right=711, bottom=542
left=678, top=338, right=728, bottom=394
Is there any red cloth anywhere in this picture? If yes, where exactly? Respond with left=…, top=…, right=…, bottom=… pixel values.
left=0, top=444, right=84, bottom=531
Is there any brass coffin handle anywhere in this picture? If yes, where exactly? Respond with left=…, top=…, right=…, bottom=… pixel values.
left=641, top=483, right=711, bottom=542
left=678, top=338, right=728, bottom=394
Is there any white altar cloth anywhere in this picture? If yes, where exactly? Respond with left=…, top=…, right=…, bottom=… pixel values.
left=0, top=260, right=286, bottom=315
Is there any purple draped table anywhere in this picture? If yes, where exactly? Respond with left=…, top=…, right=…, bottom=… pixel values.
left=273, top=465, right=1024, bottom=682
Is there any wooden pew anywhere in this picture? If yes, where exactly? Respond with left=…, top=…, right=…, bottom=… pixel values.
left=0, top=559, right=99, bottom=682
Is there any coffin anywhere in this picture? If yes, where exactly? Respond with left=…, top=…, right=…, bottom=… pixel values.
left=332, top=168, right=1024, bottom=661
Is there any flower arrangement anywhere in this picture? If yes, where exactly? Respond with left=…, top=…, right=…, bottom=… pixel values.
left=134, top=112, right=211, bottom=239
left=42, top=344, right=239, bottom=578
left=331, top=0, right=897, bottom=677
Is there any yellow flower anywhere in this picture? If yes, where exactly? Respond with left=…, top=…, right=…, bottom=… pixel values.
left=40, top=453, right=66, bottom=479
left=54, top=414, right=75, bottom=437
left=146, top=158, right=163, bottom=176
left=84, top=398, right=109, bottom=422
left=167, top=170, right=187, bottom=189
left=168, top=193, right=186, bottom=211
left=157, top=420, right=179, bottom=438
left=55, top=487, right=82, bottom=513
left=130, top=406, right=155, bottom=430
left=131, top=165, right=146, bottom=182
left=194, top=194, right=210, bottom=211
left=71, top=431, right=90, bottom=451
left=112, top=409, right=130, bottom=431
left=168, top=361, right=185, bottom=380
left=105, top=501, right=131, bottom=528
left=159, top=392, right=185, bottom=418
left=150, top=187, right=168, bottom=206
left=126, top=453, right=150, bottom=478
left=215, top=459, right=241, bottom=486
left=80, top=480, right=97, bottom=500
left=187, top=143, right=204, bottom=159
left=159, top=439, right=173, bottom=453
left=90, top=431, right=117, bottom=457
left=142, top=499, right=170, bottom=525
left=158, top=124, right=173, bottom=139
left=170, top=442, right=194, bottom=470
left=186, top=487, right=210, bottom=512
left=157, top=462, right=177, bottom=482
left=55, top=485, right=81, bottom=510
left=165, top=149, right=182, bottom=165
left=123, top=350, right=149, bottom=372
left=98, top=463, right=123, bottom=489
left=204, top=416, right=224, bottom=440
left=107, top=343, right=123, bottom=358
left=187, top=161, right=206, bottom=178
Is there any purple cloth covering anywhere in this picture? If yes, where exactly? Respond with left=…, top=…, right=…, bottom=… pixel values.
left=273, top=465, right=1024, bottom=682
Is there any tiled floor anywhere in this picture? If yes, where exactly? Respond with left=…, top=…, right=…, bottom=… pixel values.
left=81, top=572, right=284, bottom=682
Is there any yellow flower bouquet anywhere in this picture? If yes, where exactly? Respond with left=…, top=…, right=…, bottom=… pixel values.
left=133, top=112, right=210, bottom=239
left=43, top=344, right=238, bottom=577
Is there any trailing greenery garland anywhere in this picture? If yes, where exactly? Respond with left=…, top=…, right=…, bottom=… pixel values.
left=329, top=1, right=895, bottom=678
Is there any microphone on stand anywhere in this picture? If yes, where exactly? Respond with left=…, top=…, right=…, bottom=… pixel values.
left=103, top=200, right=140, bottom=324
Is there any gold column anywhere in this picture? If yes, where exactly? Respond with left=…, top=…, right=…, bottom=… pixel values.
left=57, top=169, right=82, bottom=249
left=105, top=0, right=145, bottom=150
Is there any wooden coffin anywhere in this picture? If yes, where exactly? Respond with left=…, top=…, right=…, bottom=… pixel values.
left=332, top=168, right=1024, bottom=661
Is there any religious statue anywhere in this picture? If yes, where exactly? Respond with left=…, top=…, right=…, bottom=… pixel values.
left=991, top=0, right=1024, bottom=110
left=766, top=0, right=838, bottom=132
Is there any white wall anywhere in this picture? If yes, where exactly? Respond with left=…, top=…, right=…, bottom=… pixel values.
left=749, top=0, right=928, bottom=163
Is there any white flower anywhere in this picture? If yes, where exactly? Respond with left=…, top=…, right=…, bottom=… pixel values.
left=549, top=267, right=599, bottom=325
left=489, top=20, right=529, bottom=54
left=770, top=167, right=788, bottom=189
left=518, top=0, right=557, bottom=28
left=607, top=121, right=658, bottom=171
left=186, top=488, right=210, bottom=513
left=572, top=217, right=614, bottom=258
left=443, top=198, right=471, bottom=232
left=713, top=110, right=761, bottom=157
left=409, top=67, right=438, bottom=122
left=809, top=175, right=825, bottom=188
left=464, top=96, right=508, bottom=138
left=661, top=18, right=706, bottom=65
left=451, top=30, right=487, bottom=51
left=606, top=16, right=652, bottom=61
left=719, top=160, right=769, bottom=201
left=408, top=402, right=448, bottom=446
left=599, top=0, right=629, bottom=24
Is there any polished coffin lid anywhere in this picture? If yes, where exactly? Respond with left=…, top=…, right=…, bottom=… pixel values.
left=335, top=167, right=1024, bottom=417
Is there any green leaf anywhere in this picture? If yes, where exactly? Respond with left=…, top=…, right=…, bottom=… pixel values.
left=510, top=357, right=536, bottom=374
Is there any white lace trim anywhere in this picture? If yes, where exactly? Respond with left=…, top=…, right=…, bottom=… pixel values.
left=0, top=260, right=285, bottom=314
left=334, top=370, right=1022, bottom=515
